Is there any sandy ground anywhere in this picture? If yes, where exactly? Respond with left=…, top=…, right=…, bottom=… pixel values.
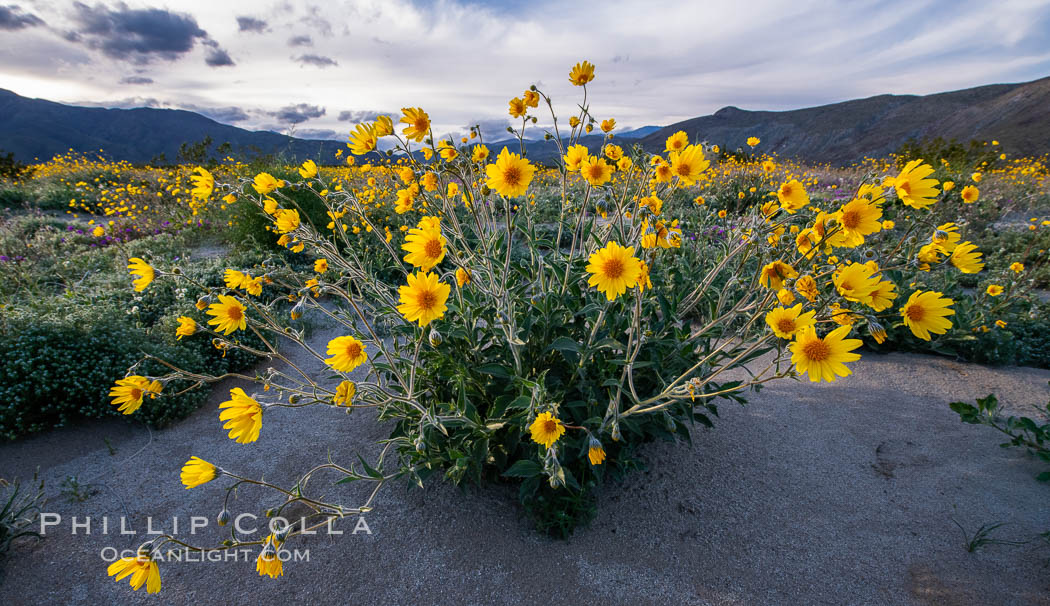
left=1, top=323, right=1049, bottom=605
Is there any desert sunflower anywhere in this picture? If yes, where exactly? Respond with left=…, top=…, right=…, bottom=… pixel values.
left=893, top=159, right=940, bottom=209
left=789, top=326, right=862, bottom=382
left=960, top=185, right=979, bottom=203
left=949, top=241, right=984, bottom=273
left=190, top=167, right=214, bottom=200
left=127, top=257, right=154, bottom=292
left=219, top=388, right=263, bottom=444
left=109, top=376, right=162, bottom=415
left=455, top=267, right=471, bottom=287
left=765, top=304, right=816, bottom=339
left=348, top=122, right=377, bottom=155
left=568, top=60, right=595, bottom=86
left=563, top=144, right=588, bottom=171
left=580, top=155, right=614, bottom=187
left=274, top=208, right=300, bottom=234
left=325, top=336, right=368, bottom=372
left=777, top=180, right=809, bottom=213
left=832, top=262, right=880, bottom=306
left=669, top=145, right=709, bottom=186
left=900, top=290, right=954, bottom=340
left=399, top=107, right=430, bottom=142
left=529, top=411, right=565, bottom=448
left=759, top=260, right=797, bottom=290
left=835, top=197, right=883, bottom=247
left=586, top=241, right=643, bottom=300
left=180, top=456, right=217, bottom=489
left=252, top=172, right=282, bottom=195
left=588, top=436, right=606, bottom=465
left=333, top=380, right=356, bottom=406
left=665, top=131, right=688, bottom=152
left=485, top=147, right=534, bottom=197
left=207, top=295, right=247, bottom=335
left=108, top=554, right=161, bottom=593
left=397, top=271, right=451, bottom=327
left=401, top=225, right=446, bottom=271
left=175, top=316, right=197, bottom=340
left=256, top=534, right=284, bottom=579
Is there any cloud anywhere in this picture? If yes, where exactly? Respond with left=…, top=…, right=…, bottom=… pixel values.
left=185, top=104, right=250, bottom=123
left=337, top=110, right=387, bottom=122
left=0, top=4, right=43, bottom=30
left=272, top=103, right=325, bottom=124
left=67, top=3, right=209, bottom=63
left=294, top=128, right=340, bottom=140
left=288, top=35, right=312, bottom=47
left=294, top=54, right=337, bottom=68
left=119, top=75, right=153, bottom=85
left=236, top=16, right=267, bottom=32
left=203, top=40, right=234, bottom=67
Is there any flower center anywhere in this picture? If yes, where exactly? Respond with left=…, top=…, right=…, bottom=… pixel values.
left=503, top=166, right=521, bottom=186
left=346, top=343, right=362, bottom=359
left=675, top=162, right=691, bottom=177
left=130, top=388, right=142, bottom=400
left=418, top=289, right=437, bottom=311
left=802, top=338, right=831, bottom=362
left=777, top=318, right=796, bottom=334
left=781, top=185, right=793, bottom=197
left=898, top=181, right=912, bottom=195
left=424, top=238, right=442, bottom=259
left=841, top=209, right=860, bottom=229
left=413, top=117, right=427, bottom=131
left=543, top=419, right=558, bottom=433
left=602, top=257, right=625, bottom=279
left=905, top=304, right=926, bottom=321
left=227, top=306, right=242, bottom=321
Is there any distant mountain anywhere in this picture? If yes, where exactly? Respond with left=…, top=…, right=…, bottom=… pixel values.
left=0, top=88, right=348, bottom=164
left=2, top=76, right=1048, bottom=167
left=637, top=76, right=1050, bottom=163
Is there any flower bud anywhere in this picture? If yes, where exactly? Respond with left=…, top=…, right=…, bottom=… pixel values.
left=217, top=509, right=231, bottom=526
left=610, top=421, right=622, bottom=442
left=428, top=327, right=442, bottom=347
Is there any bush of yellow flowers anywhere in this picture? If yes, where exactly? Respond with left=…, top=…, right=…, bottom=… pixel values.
left=105, top=61, right=1016, bottom=593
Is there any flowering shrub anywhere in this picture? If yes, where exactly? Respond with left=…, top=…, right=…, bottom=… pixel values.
left=104, top=61, right=1032, bottom=593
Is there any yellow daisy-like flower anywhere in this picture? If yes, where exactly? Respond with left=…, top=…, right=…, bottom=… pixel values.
left=568, top=60, right=595, bottom=86
left=600, top=118, right=616, bottom=133
left=868, top=279, right=898, bottom=312
left=190, top=167, right=214, bottom=200
left=333, top=380, right=356, bottom=406
left=455, top=267, right=471, bottom=287
left=401, top=225, right=446, bottom=271
left=180, top=456, right=217, bottom=489
left=219, top=388, right=262, bottom=444
left=471, top=144, right=490, bottom=163
left=762, top=160, right=776, bottom=173
left=664, top=131, right=688, bottom=152
left=789, top=325, right=862, bottom=383
left=747, top=136, right=760, bottom=147
left=580, top=155, right=614, bottom=187
left=107, top=554, right=161, bottom=594
left=348, top=122, right=377, bottom=156
left=900, top=290, right=954, bottom=341
left=127, top=257, right=154, bottom=292
left=485, top=147, right=535, bottom=198
left=325, top=335, right=368, bottom=372
left=399, top=107, right=431, bottom=142
left=207, top=295, right=247, bottom=335
left=960, top=185, right=979, bottom=204
left=397, top=271, right=451, bottom=327
left=373, top=115, right=394, bottom=137
left=765, top=304, right=816, bottom=339
left=1010, top=262, right=1025, bottom=273
left=437, top=139, right=458, bottom=161
left=986, top=284, right=1003, bottom=296
left=92, top=225, right=105, bottom=237
left=759, top=260, right=797, bottom=290
left=668, top=145, right=709, bottom=186
left=586, top=241, right=643, bottom=301
left=242, top=276, right=262, bottom=297
left=971, top=171, right=982, bottom=183
left=893, top=159, right=940, bottom=209
left=776, top=180, right=809, bottom=213
left=314, top=258, right=328, bottom=273
left=529, top=411, right=565, bottom=448
left=298, top=159, right=318, bottom=179
left=109, top=376, right=162, bottom=415
left=835, top=197, right=883, bottom=247
left=523, top=90, right=539, bottom=107
left=949, top=241, right=984, bottom=273
left=604, top=144, right=623, bottom=161
left=175, top=316, right=197, bottom=340
left=832, top=262, right=880, bottom=306
left=563, top=144, right=589, bottom=172
left=256, top=534, right=284, bottom=579
left=224, top=268, right=247, bottom=289
left=795, top=274, right=819, bottom=301
left=588, top=436, right=606, bottom=465
left=508, top=97, right=527, bottom=118
left=252, top=172, right=283, bottom=195
left=274, top=208, right=300, bottom=234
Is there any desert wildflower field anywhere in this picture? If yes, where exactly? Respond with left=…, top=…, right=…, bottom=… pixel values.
left=2, top=50, right=1050, bottom=605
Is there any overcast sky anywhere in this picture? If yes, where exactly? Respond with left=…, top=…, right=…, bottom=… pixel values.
left=2, top=0, right=1049, bottom=142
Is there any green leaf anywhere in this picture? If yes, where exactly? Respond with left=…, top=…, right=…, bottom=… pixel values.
left=502, top=459, right=542, bottom=478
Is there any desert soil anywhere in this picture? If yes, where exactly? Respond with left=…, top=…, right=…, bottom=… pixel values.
left=1, top=321, right=1049, bottom=606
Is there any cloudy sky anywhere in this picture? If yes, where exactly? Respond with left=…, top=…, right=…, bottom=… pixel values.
left=2, top=0, right=1050, bottom=142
